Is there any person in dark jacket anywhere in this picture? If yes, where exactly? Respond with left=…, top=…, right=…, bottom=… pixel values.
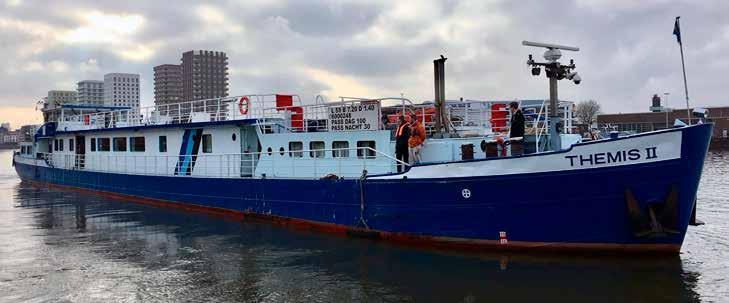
left=509, top=101, right=525, bottom=138
left=395, top=115, right=411, bottom=172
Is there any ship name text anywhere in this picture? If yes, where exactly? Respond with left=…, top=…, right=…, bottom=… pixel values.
left=565, top=147, right=658, bottom=167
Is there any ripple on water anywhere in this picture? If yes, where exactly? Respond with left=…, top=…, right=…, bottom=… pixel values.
left=1, top=150, right=729, bottom=302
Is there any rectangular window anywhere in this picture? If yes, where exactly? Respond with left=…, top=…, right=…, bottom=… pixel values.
left=309, top=141, right=325, bottom=158
left=357, top=141, right=376, bottom=159
left=159, top=136, right=167, bottom=152
left=53, top=139, right=58, bottom=151
left=98, top=138, right=110, bottom=152
left=69, top=139, right=74, bottom=152
left=288, top=141, right=303, bottom=157
left=332, top=141, right=349, bottom=158
left=202, top=134, right=212, bottom=153
left=129, top=137, right=145, bottom=152
left=59, top=139, right=64, bottom=151
left=90, top=138, right=97, bottom=152
left=113, top=137, right=127, bottom=152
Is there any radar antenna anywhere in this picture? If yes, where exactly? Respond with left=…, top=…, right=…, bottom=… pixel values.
left=522, top=40, right=581, bottom=151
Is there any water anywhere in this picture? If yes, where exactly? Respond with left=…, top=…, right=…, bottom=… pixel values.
left=0, top=149, right=727, bottom=303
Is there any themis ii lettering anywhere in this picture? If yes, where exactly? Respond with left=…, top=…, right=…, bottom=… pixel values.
left=565, top=147, right=658, bottom=167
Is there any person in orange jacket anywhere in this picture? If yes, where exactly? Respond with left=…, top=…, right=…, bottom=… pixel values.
left=408, top=114, right=426, bottom=164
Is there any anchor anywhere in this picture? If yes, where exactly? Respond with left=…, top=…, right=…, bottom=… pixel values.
left=625, top=186, right=681, bottom=237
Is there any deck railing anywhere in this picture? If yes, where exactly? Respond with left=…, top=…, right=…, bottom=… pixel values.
left=56, top=94, right=393, bottom=134
left=37, top=147, right=409, bottom=179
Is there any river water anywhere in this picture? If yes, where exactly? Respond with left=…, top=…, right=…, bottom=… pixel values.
left=0, top=149, right=727, bottom=303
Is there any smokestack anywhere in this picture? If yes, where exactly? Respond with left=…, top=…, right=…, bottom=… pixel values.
left=433, top=55, right=448, bottom=134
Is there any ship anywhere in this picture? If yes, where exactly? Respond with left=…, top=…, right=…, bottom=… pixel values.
left=12, top=52, right=713, bottom=254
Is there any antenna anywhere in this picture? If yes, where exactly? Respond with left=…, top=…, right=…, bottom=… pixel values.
left=522, top=41, right=579, bottom=51
left=522, top=40, right=581, bottom=151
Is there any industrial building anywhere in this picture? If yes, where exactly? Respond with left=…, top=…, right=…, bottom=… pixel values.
left=597, top=95, right=729, bottom=148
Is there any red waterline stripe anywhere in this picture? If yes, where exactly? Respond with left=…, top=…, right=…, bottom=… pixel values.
left=23, top=179, right=680, bottom=255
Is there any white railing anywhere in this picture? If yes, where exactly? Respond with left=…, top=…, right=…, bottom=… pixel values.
left=56, top=94, right=394, bottom=134
left=57, top=94, right=298, bottom=130
left=38, top=147, right=409, bottom=179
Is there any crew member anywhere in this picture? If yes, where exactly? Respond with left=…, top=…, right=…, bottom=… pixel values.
left=509, top=102, right=525, bottom=138
left=395, top=115, right=411, bottom=172
left=509, top=102, right=525, bottom=155
left=408, top=114, right=426, bottom=165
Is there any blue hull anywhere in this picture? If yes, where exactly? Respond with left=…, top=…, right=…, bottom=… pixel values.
left=13, top=124, right=713, bottom=253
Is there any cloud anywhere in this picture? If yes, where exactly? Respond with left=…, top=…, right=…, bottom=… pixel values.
left=4, top=0, right=21, bottom=7
left=1, top=0, right=728, bottom=124
left=79, top=58, right=99, bottom=73
left=62, top=11, right=144, bottom=43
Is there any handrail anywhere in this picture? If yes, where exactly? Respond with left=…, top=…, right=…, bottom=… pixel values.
left=34, top=146, right=408, bottom=179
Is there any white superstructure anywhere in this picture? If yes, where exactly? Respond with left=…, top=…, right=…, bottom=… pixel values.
left=21, top=94, right=580, bottom=181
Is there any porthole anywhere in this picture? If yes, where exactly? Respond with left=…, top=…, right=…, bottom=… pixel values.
left=279, top=147, right=285, bottom=156
left=267, top=147, right=272, bottom=155
left=232, top=133, right=237, bottom=141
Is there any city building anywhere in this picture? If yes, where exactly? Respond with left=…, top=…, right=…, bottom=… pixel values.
left=597, top=103, right=729, bottom=150
left=1, top=122, right=9, bottom=131
left=19, top=125, right=37, bottom=142
left=76, top=80, right=104, bottom=105
left=46, top=90, right=77, bottom=109
left=103, top=73, right=140, bottom=108
left=153, top=64, right=183, bottom=106
left=0, top=129, right=19, bottom=148
left=1, top=131, right=18, bottom=143
left=181, top=50, right=229, bottom=101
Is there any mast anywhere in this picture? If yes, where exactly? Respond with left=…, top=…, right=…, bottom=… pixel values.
left=522, top=41, right=581, bottom=151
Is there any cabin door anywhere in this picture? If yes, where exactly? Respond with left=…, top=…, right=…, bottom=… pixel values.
left=75, top=135, right=85, bottom=168
left=239, top=126, right=260, bottom=177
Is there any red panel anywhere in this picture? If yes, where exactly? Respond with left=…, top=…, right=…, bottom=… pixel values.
left=276, top=94, right=293, bottom=110
left=491, top=103, right=508, bottom=132
left=290, top=106, right=304, bottom=130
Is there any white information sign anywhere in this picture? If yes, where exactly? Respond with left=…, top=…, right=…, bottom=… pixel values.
left=328, top=102, right=380, bottom=131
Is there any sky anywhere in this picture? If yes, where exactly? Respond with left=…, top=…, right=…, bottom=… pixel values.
left=1, top=0, right=728, bottom=129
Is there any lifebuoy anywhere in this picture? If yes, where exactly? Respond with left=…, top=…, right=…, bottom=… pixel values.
left=238, top=96, right=249, bottom=115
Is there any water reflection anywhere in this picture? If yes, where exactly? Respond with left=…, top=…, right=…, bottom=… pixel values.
left=3, top=179, right=702, bottom=303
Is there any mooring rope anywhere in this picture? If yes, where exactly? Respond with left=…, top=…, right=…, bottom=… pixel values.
left=359, top=169, right=369, bottom=229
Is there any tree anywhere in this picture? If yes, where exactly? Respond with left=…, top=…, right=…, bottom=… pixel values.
left=575, top=99, right=601, bottom=127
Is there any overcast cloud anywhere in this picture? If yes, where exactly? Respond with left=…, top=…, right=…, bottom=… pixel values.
left=1, top=0, right=728, bottom=127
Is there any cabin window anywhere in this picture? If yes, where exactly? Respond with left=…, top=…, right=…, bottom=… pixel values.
left=288, top=141, right=303, bottom=157
left=53, top=140, right=58, bottom=151
left=279, top=147, right=285, bottom=156
left=98, top=138, right=110, bottom=152
left=357, top=141, right=376, bottom=159
left=332, top=141, right=349, bottom=158
left=267, top=147, right=272, bottom=156
left=159, top=136, right=167, bottom=152
left=21, top=146, right=25, bottom=154
left=69, top=139, right=74, bottom=152
left=59, top=139, right=64, bottom=151
left=130, top=137, right=145, bottom=152
left=309, top=141, right=325, bottom=158
left=113, top=137, right=127, bottom=152
left=202, top=134, right=212, bottom=153
left=90, top=138, right=97, bottom=152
